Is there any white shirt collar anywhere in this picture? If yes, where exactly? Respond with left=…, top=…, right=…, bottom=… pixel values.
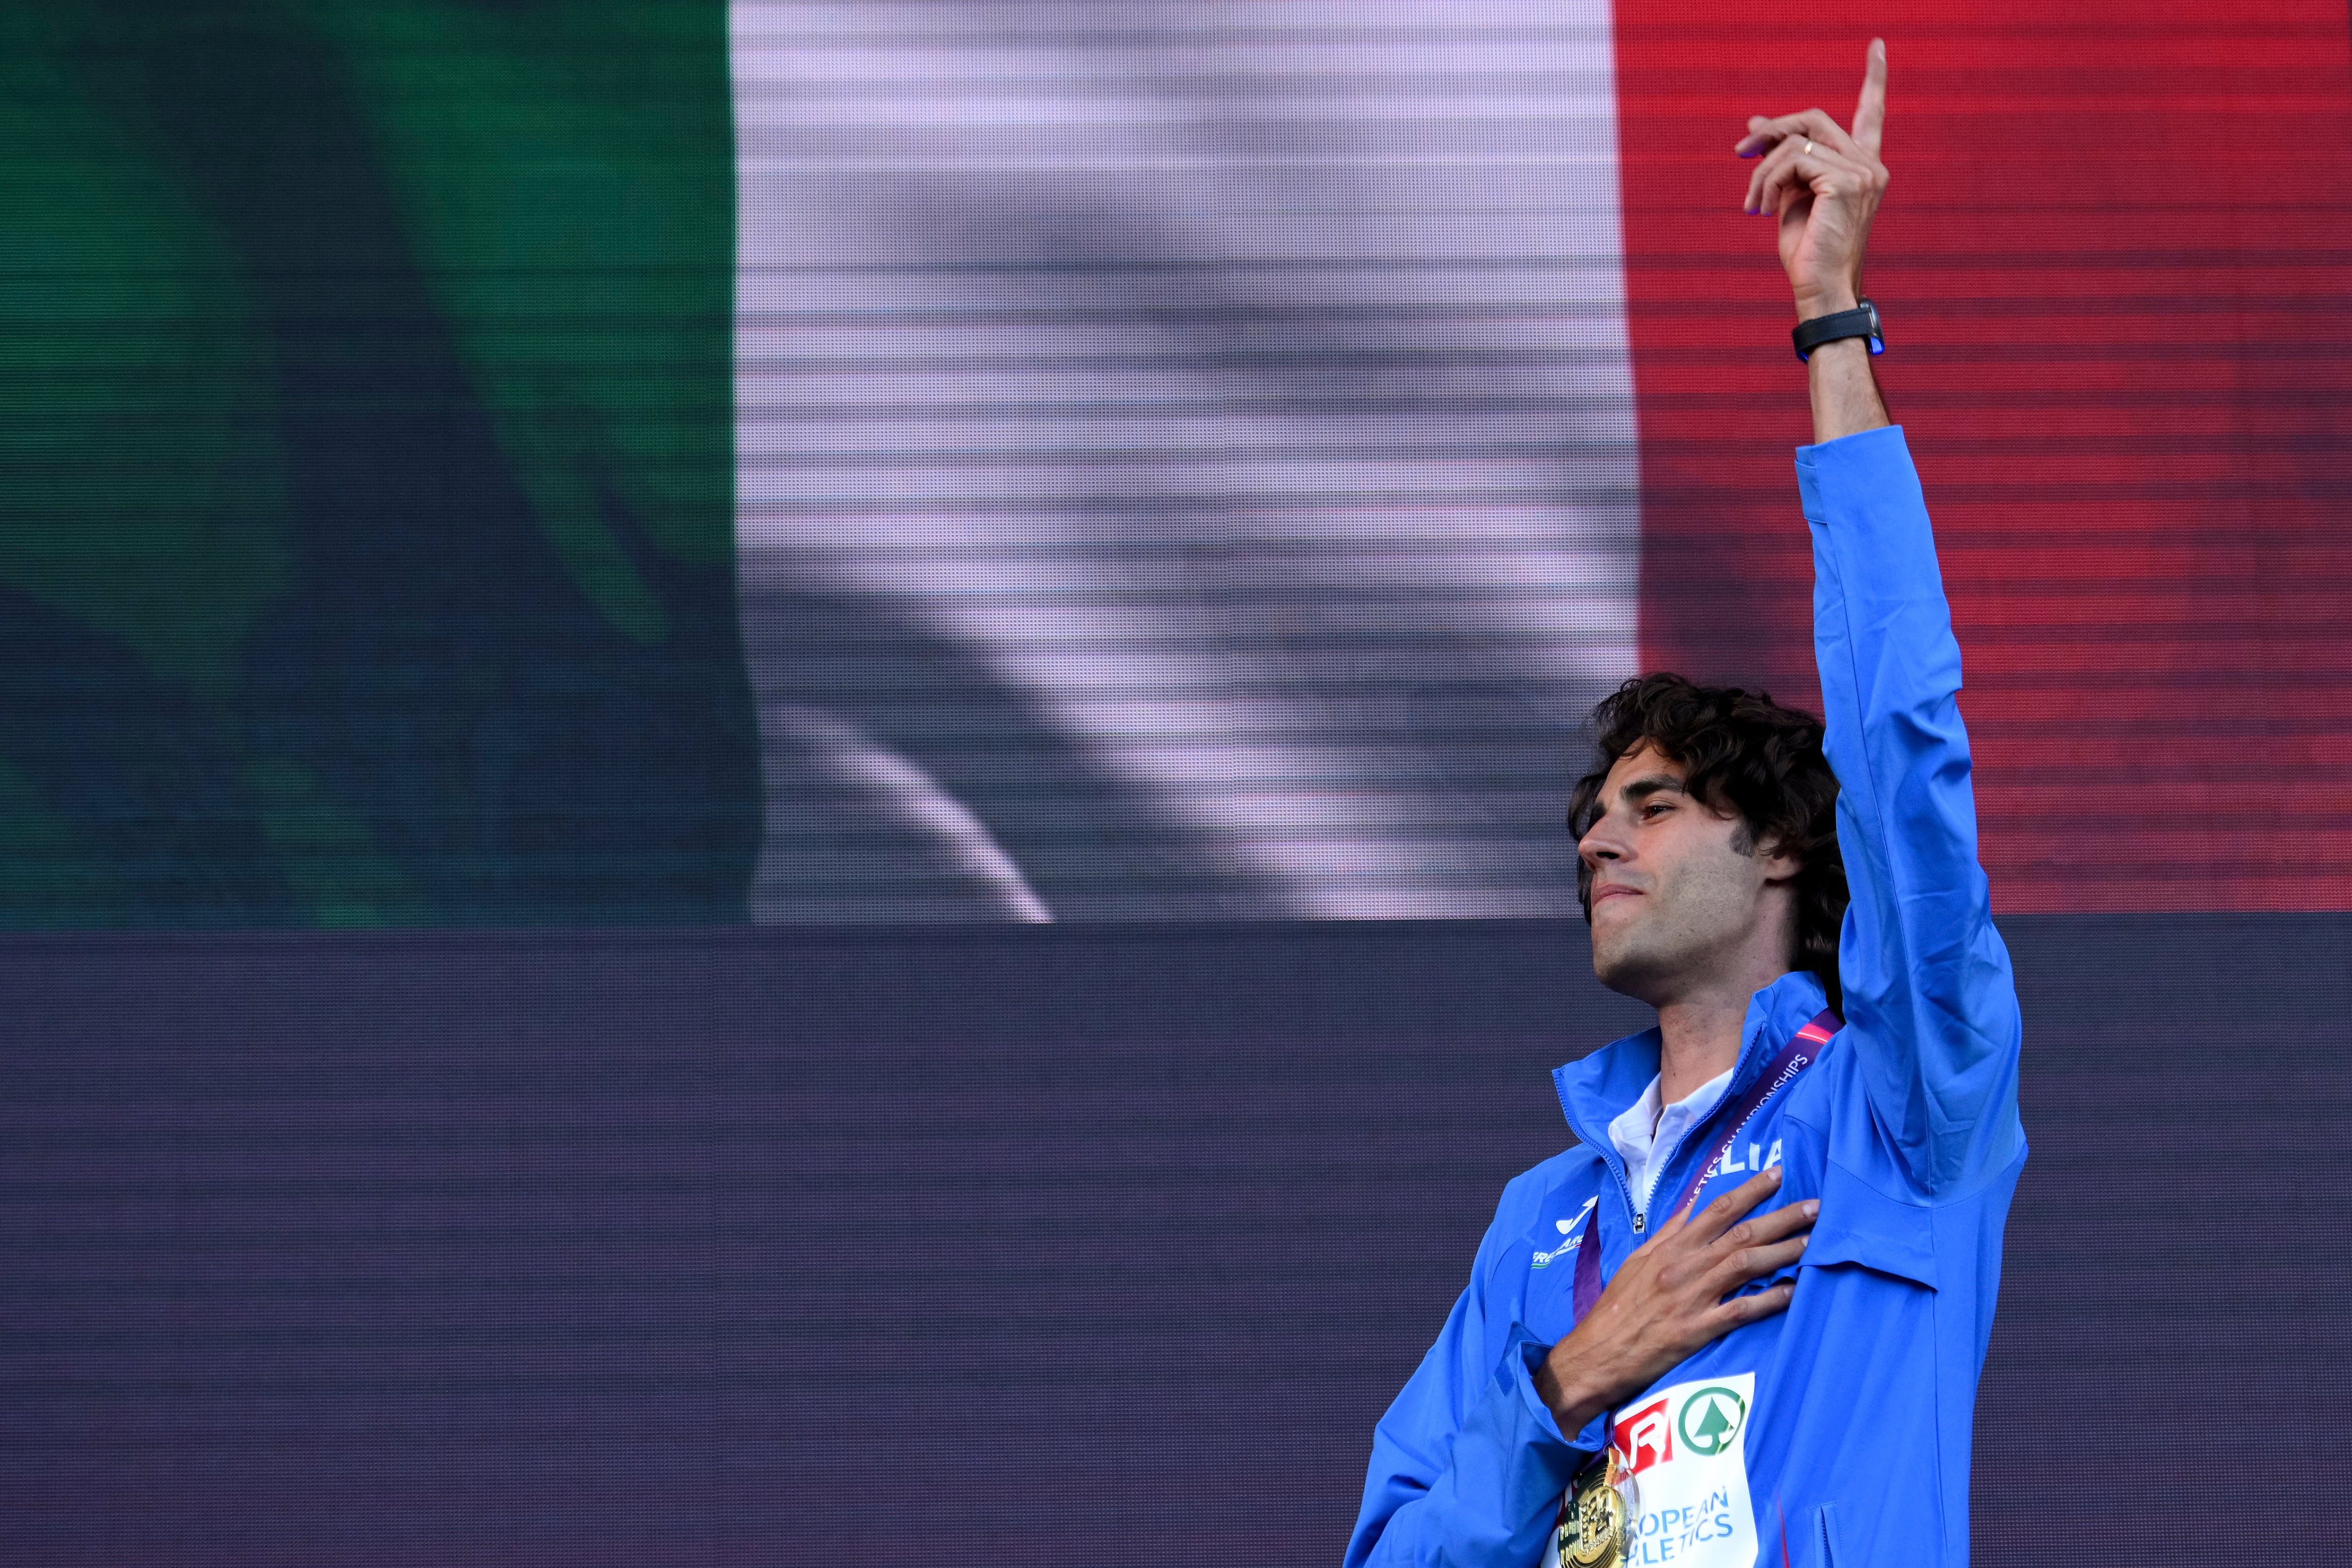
left=1607, top=1065, right=1735, bottom=1220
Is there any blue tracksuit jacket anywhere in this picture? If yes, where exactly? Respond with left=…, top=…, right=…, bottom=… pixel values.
left=1345, top=426, right=2026, bottom=1568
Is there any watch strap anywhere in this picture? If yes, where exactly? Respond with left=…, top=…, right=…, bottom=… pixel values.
left=1792, top=299, right=1883, bottom=362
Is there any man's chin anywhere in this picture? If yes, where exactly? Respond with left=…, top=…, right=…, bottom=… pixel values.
left=1589, top=943, right=1673, bottom=1006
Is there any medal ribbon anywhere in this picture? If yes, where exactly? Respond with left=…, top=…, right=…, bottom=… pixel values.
left=1568, top=1008, right=1840, bottom=1327
left=1553, top=1010, right=1839, bottom=1567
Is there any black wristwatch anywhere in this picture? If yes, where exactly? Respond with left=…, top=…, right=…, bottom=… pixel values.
left=1791, top=299, right=1883, bottom=362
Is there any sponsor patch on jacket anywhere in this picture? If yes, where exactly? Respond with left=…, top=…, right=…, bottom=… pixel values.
left=1608, top=1372, right=1757, bottom=1567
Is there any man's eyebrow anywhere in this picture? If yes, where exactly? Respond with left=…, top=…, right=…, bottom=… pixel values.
left=1617, top=774, right=1687, bottom=804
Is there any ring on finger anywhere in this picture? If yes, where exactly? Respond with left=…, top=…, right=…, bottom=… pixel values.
left=1802, top=138, right=1814, bottom=156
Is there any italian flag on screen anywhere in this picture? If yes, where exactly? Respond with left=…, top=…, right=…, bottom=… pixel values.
left=0, top=1, right=2345, bottom=927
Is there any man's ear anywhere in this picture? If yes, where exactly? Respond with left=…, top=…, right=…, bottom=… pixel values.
left=1757, top=834, right=1804, bottom=886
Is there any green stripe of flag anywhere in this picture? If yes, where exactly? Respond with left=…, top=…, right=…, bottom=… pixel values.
left=0, top=2, right=757, bottom=928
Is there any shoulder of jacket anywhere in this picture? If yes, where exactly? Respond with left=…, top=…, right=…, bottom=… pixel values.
left=1493, top=1144, right=1602, bottom=1230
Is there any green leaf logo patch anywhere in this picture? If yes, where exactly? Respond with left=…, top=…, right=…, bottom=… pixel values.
left=1677, top=1386, right=1748, bottom=1457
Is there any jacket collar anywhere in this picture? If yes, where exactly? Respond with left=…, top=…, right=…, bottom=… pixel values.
left=1552, top=969, right=1831, bottom=1162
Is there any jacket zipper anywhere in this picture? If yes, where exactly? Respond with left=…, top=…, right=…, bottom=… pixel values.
left=1637, top=1100, right=1712, bottom=1232
left=1557, top=1043, right=1769, bottom=1240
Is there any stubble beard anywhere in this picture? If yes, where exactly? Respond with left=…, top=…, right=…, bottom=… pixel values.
left=1589, top=900, right=1700, bottom=1006
left=1589, top=868, right=1760, bottom=1007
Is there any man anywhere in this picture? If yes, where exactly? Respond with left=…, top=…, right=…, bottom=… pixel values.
left=1345, top=41, right=2026, bottom=1568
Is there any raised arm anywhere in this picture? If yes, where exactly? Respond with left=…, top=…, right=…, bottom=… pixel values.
left=1740, top=39, right=1892, bottom=445
left=1739, top=42, right=2025, bottom=1193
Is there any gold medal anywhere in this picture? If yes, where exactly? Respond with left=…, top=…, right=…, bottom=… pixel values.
left=1553, top=1451, right=1628, bottom=1568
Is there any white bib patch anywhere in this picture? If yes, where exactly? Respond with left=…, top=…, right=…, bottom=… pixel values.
left=1609, top=1372, right=1758, bottom=1567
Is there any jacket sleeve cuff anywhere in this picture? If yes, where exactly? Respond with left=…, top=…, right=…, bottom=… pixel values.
left=1793, top=422, right=1912, bottom=525
left=1504, top=1323, right=1610, bottom=1454
left=1379, top=1324, right=1588, bottom=1563
left=1353, top=1327, right=1603, bottom=1566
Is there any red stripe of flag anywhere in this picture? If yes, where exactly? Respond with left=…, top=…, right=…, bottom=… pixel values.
left=1613, top=0, right=2352, bottom=913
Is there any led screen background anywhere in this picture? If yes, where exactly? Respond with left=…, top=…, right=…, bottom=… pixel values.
left=3, top=1, right=2346, bottom=923
left=3, top=3, right=2350, bottom=1565
left=5, top=919, right=2348, bottom=1563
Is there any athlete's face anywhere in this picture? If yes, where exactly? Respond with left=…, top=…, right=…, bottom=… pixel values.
left=1576, top=745, right=1797, bottom=1005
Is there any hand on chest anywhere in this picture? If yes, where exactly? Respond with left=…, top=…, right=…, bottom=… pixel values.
left=1516, top=1104, right=1821, bottom=1342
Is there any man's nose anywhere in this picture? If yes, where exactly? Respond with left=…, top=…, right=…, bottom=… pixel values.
left=1577, top=819, right=1624, bottom=870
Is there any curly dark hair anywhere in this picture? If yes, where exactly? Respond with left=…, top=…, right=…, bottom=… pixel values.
left=1565, top=673, right=1848, bottom=1013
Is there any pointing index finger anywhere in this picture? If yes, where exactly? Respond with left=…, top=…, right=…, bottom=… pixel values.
left=1851, top=38, right=1888, bottom=157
